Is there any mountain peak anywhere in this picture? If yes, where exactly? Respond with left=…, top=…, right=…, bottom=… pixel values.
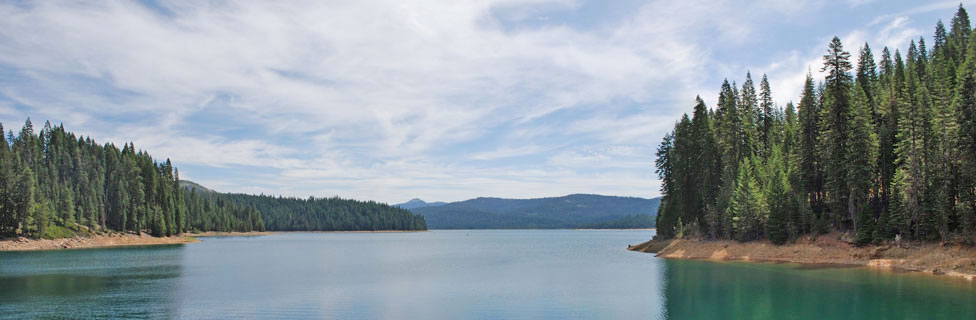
left=395, top=198, right=446, bottom=210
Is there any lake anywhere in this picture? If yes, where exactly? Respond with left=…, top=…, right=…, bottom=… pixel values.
left=1, top=230, right=975, bottom=319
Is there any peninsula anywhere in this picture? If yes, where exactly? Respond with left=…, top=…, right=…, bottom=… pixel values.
left=638, top=5, right=976, bottom=281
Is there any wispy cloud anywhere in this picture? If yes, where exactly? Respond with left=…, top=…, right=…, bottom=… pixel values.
left=0, top=0, right=964, bottom=203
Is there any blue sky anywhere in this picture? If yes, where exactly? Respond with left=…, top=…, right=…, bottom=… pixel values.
left=0, top=0, right=969, bottom=204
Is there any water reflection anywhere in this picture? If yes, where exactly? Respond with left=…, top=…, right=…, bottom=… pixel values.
left=0, top=245, right=185, bottom=319
left=661, top=258, right=976, bottom=319
left=0, top=274, right=109, bottom=297
left=171, top=230, right=665, bottom=319
left=4, top=232, right=976, bottom=319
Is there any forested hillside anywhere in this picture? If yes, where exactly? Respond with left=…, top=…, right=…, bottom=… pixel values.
left=180, top=180, right=426, bottom=231
left=412, top=194, right=659, bottom=229
left=178, top=182, right=426, bottom=231
left=653, top=6, right=976, bottom=245
left=0, top=120, right=427, bottom=239
left=0, top=119, right=264, bottom=239
left=218, top=193, right=427, bottom=231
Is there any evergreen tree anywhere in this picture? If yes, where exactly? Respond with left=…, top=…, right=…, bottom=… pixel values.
left=819, top=36, right=855, bottom=229
left=895, top=43, right=934, bottom=240
left=650, top=6, right=976, bottom=244
left=849, top=81, right=879, bottom=239
left=765, top=144, right=790, bottom=245
left=0, top=119, right=426, bottom=238
left=956, top=26, right=976, bottom=234
left=740, top=73, right=760, bottom=159
left=691, top=97, right=721, bottom=237
left=14, top=165, right=35, bottom=236
left=759, top=74, right=775, bottom=158
left=950, top=5, right=972, bottom=63
left=0, top=123, right=11, bottom=234
left=856, top=43, right=878, bottom=110
left=797, top=73, right=824, bottom=219
left=730, top=158, right=766, bottom=241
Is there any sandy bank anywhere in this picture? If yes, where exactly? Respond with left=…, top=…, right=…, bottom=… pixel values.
left=273, top=230, right=427, bottom=233
left=576, top=228, right=656, bottom=231
left=191, top=231, right=271, bottom=237
left=0, top=233, right=199, bottom=252
left=629, top=233, right=976, bottom=281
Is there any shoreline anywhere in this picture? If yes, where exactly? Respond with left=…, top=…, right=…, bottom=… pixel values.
left=192, top=231, right=271, bottom=237
left=628, top=233, right=976, bottom=281
left=0, top=233, right=199, bottom=252
left=271, top=230, right=428, bottom=233
left=0, top=229, right=426, bottom=251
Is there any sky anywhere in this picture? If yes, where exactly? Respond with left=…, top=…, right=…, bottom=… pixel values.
left=0, top=0, right=970, bottom=204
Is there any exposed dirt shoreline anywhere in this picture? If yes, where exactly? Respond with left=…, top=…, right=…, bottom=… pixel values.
left=273, top=230, right=427, bottom=233
left=575, top=228, right=656, bottom=231
left=191, top=231, right=271, bottom=237
left=0, top=230, right=428, bottom=251
left=0, top=233, right=200, bottom=252
left=628, top=233, right=976, bottom=281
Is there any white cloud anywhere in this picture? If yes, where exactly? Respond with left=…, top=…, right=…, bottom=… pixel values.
left=0, top=0, right=958, bottom=203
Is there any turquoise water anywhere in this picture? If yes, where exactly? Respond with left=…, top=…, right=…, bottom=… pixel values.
left=1, top=230, right=975, bottom=319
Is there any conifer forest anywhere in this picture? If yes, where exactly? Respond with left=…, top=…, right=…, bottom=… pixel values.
left=654, top=6, right=976, bottom=245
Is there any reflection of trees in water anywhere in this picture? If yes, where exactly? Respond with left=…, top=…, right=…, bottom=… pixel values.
left=0, top=244, right=185, bottom=318
left=660, top=259, right=976, bottom=319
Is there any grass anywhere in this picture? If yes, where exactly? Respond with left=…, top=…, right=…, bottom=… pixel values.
left=40, top=222, right=96, bottom=239
left=42, top=224, right=77, bottom=240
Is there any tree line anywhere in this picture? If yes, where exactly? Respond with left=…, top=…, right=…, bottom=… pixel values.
left=654, top=6, right=976, bottom=245
left=217, top=193, right=427, bottom=231
left=0, top=119, right=264, bottom=238
left=0, top=119, right=427, bottom=239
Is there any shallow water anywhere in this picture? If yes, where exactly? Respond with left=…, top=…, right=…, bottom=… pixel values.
left=1, top=230, right=974, bottom=319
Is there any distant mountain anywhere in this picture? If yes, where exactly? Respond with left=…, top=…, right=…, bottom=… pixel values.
left=179, top=180, right=215, bottom=193
left=395, top=198, right=447, bottom=210
left=409, top=194, right=661, bottom=229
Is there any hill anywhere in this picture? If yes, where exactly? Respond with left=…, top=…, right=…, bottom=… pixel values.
left=409, top=194, right=660, bottom=229
left=181, top=181, right=427, bottom=231
left=179, top=180, right=215, bottom=193
left=394, top=198, right=447, bottom=210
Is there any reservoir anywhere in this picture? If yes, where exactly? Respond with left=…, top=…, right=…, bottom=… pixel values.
left=1, top=230, right=975, bottom=319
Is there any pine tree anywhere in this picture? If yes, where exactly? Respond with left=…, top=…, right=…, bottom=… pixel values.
left=819, top=37, right=855, bottom=229
left=849, top=81, right=879, bottom=239
left=950, top=5, right=972, bottom=63
left=14, top=165, right=35, bottom=236
left=895, top=45, right=934, bottom=240
left=759, top=74, right=775, bottom=158
left=691, top=97, right=721, bottom=237
left=766, top=144, right=791, bottom=245
left=0, top=122, right=11, bottom=234
left=857, top=43, right=878, bottom=109
left=797, top=73, right=823, bottom=220
left=929, top=29, right=961, bottom=240
left=654, top=131, right=676, bottom=238
left=649, top=5, right=976, bottom=243
left=730, top=158, right=767, bottom=241
left=740, top=73, right=760, bottom=159
left=955, top=26, right=976, bottom=234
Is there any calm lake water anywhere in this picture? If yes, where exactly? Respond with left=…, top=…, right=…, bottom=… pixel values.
left=1, top=230, right=975, bottom=319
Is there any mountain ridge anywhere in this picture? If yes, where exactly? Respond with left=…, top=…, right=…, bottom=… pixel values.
left=408, top=194, right=660, bottom=229
left=394, top=198, right=448, bottom=210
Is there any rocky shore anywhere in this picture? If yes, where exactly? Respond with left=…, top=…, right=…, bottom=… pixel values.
left=0, top=233, right=199, bottom=251
left=630, top=233, right=976, bottom=281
